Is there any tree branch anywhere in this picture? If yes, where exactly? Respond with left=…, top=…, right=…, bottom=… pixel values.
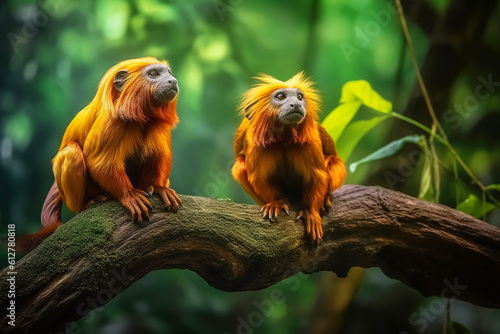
left=1, top=185, right=499, bottom=333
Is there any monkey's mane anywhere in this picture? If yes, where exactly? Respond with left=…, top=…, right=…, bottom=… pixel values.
left=90, top=57, right=179, bottom=127
left=240, top=72, right=321, bottom=148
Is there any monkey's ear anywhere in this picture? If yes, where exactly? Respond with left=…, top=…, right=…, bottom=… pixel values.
left=244, top=101, right=257, bottom=120
left=113, top=69, right=129, bottom=92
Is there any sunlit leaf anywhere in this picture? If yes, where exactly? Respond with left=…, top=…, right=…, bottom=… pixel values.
left=349, top=134, right=421, bottom=173
left=323, top=80, right=393, bottom=161
left=322, top=101, right=361, bottom=142
left=418, top=137, right=436, bottom=202
left=323, top=80, right=392, bottom=142
left=457, top=194, right=495, bottom=219
left=339, top=80, right=392, bottom=113
left=336, top=115, right=388, bottom=161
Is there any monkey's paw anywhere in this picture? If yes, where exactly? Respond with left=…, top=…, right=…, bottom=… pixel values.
left=261, top=200, right=290, bottom=222
left=82, top=194, right=109, bottom=211
left=120, top=189, right=152, bottom=224
left=321, top=193, right=333, bottom=214
left=296, top=209, right=323, bottom=246
left=149, top=186, right=182, bottom=211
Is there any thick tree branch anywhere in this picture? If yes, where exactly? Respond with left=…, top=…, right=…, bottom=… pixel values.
left=1, top=185, right=500, bottom=333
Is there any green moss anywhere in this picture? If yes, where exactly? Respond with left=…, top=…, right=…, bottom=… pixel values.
left=40, top=215, right=113, bottom=259
left=13, top=209, right=115, bottom=296
left=76, top=250, right=125, bottom=292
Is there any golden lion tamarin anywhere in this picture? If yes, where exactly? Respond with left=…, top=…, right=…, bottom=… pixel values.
left=19, top=57, right=182, bottom=251
left=232, top=72, right=346, bottom=245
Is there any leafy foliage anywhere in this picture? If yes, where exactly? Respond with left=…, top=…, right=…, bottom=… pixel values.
left=322, top=80, right=391, bottom=160
left=324, top=79, right=499, bottom=220
left=349, top=135, right=421, bottom=173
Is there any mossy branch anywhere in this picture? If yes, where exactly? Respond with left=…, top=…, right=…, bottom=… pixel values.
left=1, top=185, right=500, bottom=333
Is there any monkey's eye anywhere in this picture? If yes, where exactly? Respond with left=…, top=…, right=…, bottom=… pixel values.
left=148, top=70, right=160, bottom=78
left=297, top=93, right=304, bottom=101
left=276, top=93, right=286, bottom=101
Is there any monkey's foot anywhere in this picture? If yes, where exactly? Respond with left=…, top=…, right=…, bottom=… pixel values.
left=321, top=193, right=333, bottom=214
left=82, top=194, right=109, bottom=211
left=296, top=209, right=323, bottom=246
left=120, top=189, right=152, bottom=224
left=149, top=185, right=182, bottom=211
left=261, top=200, right=290, bottom=222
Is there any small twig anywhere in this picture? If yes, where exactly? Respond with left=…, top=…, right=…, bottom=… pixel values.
left=394, top=0, right=446, bottom=141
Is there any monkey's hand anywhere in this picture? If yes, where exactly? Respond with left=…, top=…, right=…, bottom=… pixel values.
left=321, top=193, right=333, bottom=214
left=148, top=185, right=182, bottom=211
left=119, top=189, right=152, bottom=224
left=261, top=200, right=290, bottom=222
left=296, top=209, right=323, bottom=246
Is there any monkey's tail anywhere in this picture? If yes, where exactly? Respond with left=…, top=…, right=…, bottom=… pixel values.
left=17, top=181, right=63, bottom=253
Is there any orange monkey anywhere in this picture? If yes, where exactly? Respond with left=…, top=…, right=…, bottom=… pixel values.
left=19, top=57, right=182, bottom=251
left=232, top=72, right=346, bottom=245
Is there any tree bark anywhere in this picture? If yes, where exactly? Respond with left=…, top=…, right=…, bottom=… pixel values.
left=1, top=184, right=499, bottom=333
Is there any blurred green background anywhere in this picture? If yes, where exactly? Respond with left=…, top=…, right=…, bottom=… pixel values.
left=1, top=0, right=500, bottom=333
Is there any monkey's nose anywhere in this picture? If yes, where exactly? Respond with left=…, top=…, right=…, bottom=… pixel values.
left=168, top=78, right=178, bottom=86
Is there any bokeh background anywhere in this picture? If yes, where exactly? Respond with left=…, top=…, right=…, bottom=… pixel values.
left=1, top=0, right=500, bottom=333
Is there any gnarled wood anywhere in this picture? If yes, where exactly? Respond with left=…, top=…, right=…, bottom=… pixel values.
left=1, top=185, right=499, bottom=333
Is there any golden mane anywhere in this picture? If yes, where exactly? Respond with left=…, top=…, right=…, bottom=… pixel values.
left=239, top=72, right=321, bottom=147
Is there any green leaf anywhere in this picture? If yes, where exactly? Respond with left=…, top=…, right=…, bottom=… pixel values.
left=336, top=115, right=388, bottom=162
left=486, top=184, right=500, bottom=192
left=430, top=139, right=440, bottom=202
left=457, top=194, right=495, bottom=219
left=322, top=80, right=392, bottom=142
left=418, top=137, right=435, bottom=202
left=322, top=101, right=361, bottom=142
left=339, top=80, right=393, bottom=113
left=447, top=320, right=473, bottom=334
left=349, top=134, right=421, bottom=173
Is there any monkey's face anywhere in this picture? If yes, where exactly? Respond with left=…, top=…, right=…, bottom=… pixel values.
left=113, top=64, right=179, bottom=106
left=142, top=64, right=179, bottom=104
left=270, top=88, right=307, bottom=125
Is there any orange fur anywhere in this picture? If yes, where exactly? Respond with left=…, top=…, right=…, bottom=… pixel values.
left=18, top=57, right=181, bottom=252
left=232, top=72, right=346, bottom=245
